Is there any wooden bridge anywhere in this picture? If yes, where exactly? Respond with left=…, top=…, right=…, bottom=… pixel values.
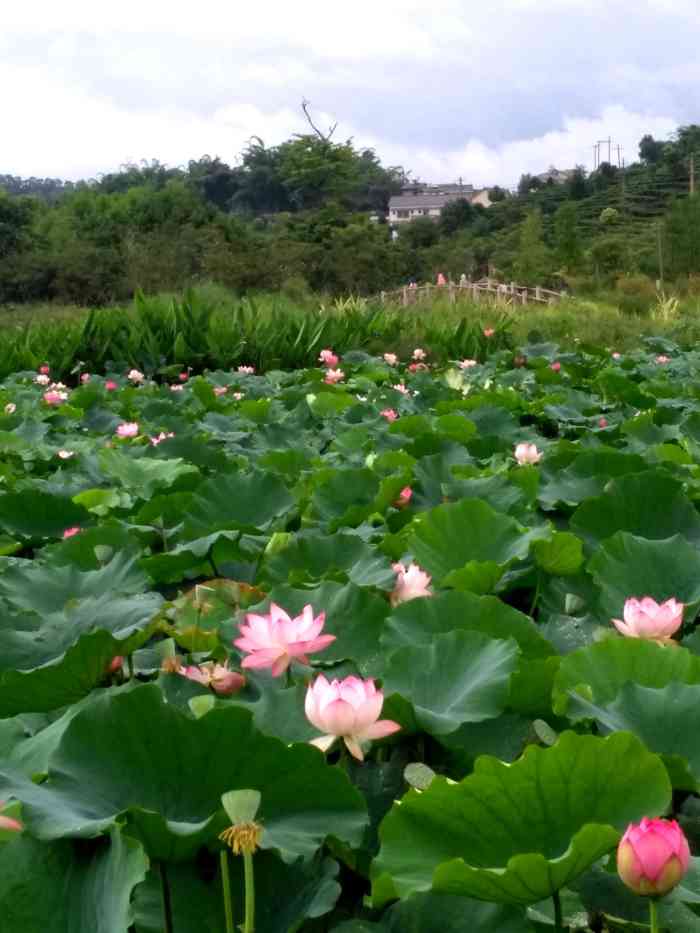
left=378, top=278, right=567, bottom=307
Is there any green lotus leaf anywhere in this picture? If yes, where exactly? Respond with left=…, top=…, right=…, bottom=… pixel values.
left=538, top=450, right=647, bottom=509
left=0, top=684, right=367, bottom=861
left=184, top=470, right=294, bottom=536
left=263, top=531, right=394, bottom=589
left=0, top=490, right=90, bottom=538
left=533, top=531, right=584, bottom=575
left=372, top=731, right=671, bottom=906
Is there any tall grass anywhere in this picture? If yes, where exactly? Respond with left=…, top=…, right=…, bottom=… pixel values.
left=3, top=285, right=700, bottom=379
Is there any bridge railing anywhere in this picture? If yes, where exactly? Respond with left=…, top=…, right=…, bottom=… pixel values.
left=378, top=278, right=567, bottom=307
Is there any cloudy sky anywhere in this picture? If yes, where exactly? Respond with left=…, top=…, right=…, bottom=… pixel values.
left=2, top=0, right=696, bottom=187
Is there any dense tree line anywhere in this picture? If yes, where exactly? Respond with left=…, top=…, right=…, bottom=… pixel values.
left=1, top=125, right=700, bottom=305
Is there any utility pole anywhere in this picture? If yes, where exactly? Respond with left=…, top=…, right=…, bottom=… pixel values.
left=615, top=144, right=623, bottom=168
left=621, top=157, right=626, bottom=215
left=592, top=144, right=599, bottom=170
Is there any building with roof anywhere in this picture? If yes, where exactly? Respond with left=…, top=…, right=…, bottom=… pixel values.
left=388, top=184, right=492, bottom=224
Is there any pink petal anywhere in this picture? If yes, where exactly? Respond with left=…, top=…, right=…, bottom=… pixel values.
left=320, top=698, right=357, bottom=736
left=363, top=719, right=402, bottom=740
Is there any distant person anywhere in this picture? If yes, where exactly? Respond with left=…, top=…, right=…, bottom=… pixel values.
left=436, top=272, right=447, bottom=286
left=459, top=273, right=468, bottom=288
left=408, top=281, right=417, bottom=289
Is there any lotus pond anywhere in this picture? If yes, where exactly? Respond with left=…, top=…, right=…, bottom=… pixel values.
left=1, top=336, right=700, bottom=932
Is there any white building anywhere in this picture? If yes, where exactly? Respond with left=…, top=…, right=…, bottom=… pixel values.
left=388, top=185, right=492, bottom=224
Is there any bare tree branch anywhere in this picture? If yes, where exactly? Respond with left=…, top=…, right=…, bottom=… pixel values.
left=301, top=99, right=337, bottom=142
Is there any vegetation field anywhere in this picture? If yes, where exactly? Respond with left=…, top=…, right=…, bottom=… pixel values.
left=0, top=312, right=700, bottom=931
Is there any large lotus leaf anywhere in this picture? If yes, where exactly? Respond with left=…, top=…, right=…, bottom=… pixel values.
left=537, top=450, right=647, bottom=509
left=408, top=499, right=546, bottom=583
left=0, top=827, right=148, bottom=933
left=0, top=685, right=367, bottom=861
left=372, top=731, right=671, bottom=907
left=588, top=532, right=700, bottom=620
left=133, top=852, right=340, bottom=933
left=382, top=590, right=553, bottom=659
left=184, top=470, right=294, bottom=536
left=246, top=582, right=390, bottom=674
left=568, top=682, right=700, bottom=790
left=382, top=630, right=519, bottom=735
left=311, top=467, right=381, bottom=528
left=333, top=892, right=534, bottom=932
left=0, top=490, right=90, bottom=538
left=0, top=594, right=160, bottom=715
left=552, top=637, right=700, bottom=716
left=98, top=448, right=200, bottom=497
left=263, top=531, right=394, bottom=589
left=570, top=471, right=700, bottom=550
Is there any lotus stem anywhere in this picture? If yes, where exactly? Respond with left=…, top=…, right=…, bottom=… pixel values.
left=219, top=849, right=235, bottom=933
left=528, top=571, right=542, bottom=618
left=243, top=851, right=255, bottom=933
left=649, top=898, right=660, bottom=933
left=552, top=889, right=564, bottom=932
left=158, top=861, right=174, bottom=933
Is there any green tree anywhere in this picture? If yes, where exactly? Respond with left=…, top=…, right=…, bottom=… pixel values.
left=553, top=202, right=581, bottom=269
left=665, top=195, right=700, bottom=276
left=514, top=210, right=551, bottom=283
left=438, top=198, right=474, bottom=236
left=639, top=134, right=665, bottom=165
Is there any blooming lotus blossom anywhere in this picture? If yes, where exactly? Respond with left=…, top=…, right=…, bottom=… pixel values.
left=4, top=403, right=16, bottom=414
left=514, top=442, right=542, bottom=465
left=550, top=361, right=561, bottom=372
left=105, top=380, right=118, bottom=391
left=483, top=327, right=495, bottom=337
left=412, top=348, right=427, bottom=361
left=324, top=368, right=345, bottom=385
left=35, top=373, right=50, bottom=386
left=127, top=369, right=145, bottom=383
left=43, top=390, right=68, bottom=406
left=383, top=353, right=398, bottom=366
left=116, top=422, right=139, bottom=438
left=234, top=603, right=335, bottom=676
left=391, top=562, right=433, bottom=606
left=179, top=372, right=189, bottom=382
left=170, top=384, right=184, bottom=392
left=50, top=382, right=67, bottom=391
left=394, top=486, right=412, bottom=508
left=612, top=596, right=684, bottom=643
left=107, top=656, right=123, bottom=674
left=213, top=386, right=228, bottom=396
left=305, top=674, right=401, bottom=760
left=57, top=449, right=74, bottom=459
left=612, top=351, right=621, bottom=360
left=392, top=383, right=409, bottom=395
left=618, top=818, right=690, bottom=896
left=408, top=362, right=429, bottom=373
left=178, top=661, right=246, bottom=696
left=458, top=359, right=478, bottom=369
left=598, top=417, right=608, bottom=428
left=380, top=408, right=398, bottom=422
left=232, top=392, right=245, bottom=400
left=656, top=354, right=671, bottom=364
left=39, top=365, right=50, bottom=375
left=150, top=431, right=175, bottom=446
left=237, top=365, right=255, bottom=374
left=319, top=348, right=339, bottom=367
left=81, top=373, right=91, bottom=384
left=63, top=526, right=81, bottom=539
left=0, top=803, right=22, bottom=834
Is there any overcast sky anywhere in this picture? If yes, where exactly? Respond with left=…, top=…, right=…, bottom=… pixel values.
left=2, top=0, right=696, bottom=187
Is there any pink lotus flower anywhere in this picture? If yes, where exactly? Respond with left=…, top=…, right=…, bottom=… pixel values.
left=4, top=403, right=16, bottom=415
left=213, top=386, right=228, bottom=396
left=394, top=486, right=412, bottom=508
left=35, top=373, right=50, bottom=386
left=178, top=661, right=246, bottom=696
left=127, top=369, right=145, bottom=384
left=234, top=603, right=335, bottom=677
left=63, top=526, right=81, bottom=539
left=458, top=359, right=478, bottom=369
left=412, top=348, right=427, bottom=361
left=618, top=818, right=690, bottom=896
left=514, top=442, right=542, bottom=465
left=107, top=656, right=123, bottom=674
left=380, top=408, right=398, bottom=422
left=319, top=348, right=339, bottom=367
left=483, top=327, right=495, bottom=338
left=0, top=803, right=22, bottom=834
left=598, top=417, right=608, bottom=428
left=81, top=373, right=91, bottom=384
left=391, top=562, right=433, bottom=606
left=305, top=675, right=401, bottom=761
left=105, top=380, right=118, bottom=391
left=237, top=365, right=255, bottom=375
left=408, top=362, right=429, bottom=373
left=57, top=449, right=74, bottom=459
left=612, top=597, right=684, bottom=643
left=392, top=383, right=409, bottom=395
left=39, top=365, right=50, bottom=375
left=170, top=384, right=184, bottom=392
left=150, top=431, right=175, bottom=446
left=383, top=353, right=398, bottom=366
left=324, top=368, right=345, bottom=385
left=43, top=390, right=68, bottom=406
left=179, top=371, right=189, bottom=382
left=656, top=354, right=671, bottom=364
left=116, top=422, right=139, bottom=438
left=550, top=361, right=561, bottom=372
left=612, top=351, right=621, bottom=360
left=232, top=392, right=244, bottom=400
